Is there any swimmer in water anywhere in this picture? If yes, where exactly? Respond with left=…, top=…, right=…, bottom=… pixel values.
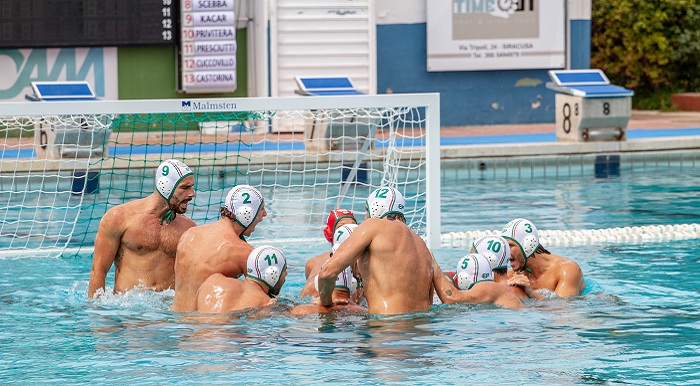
left=502, top=218, right=586, bottom=298
left=88, top=159, right=196, bottom=298
left=196, top=246, right=287, bottom=313
left=318, top=187, right=434, bottom=315
left=432, top=253, right=523, bottom=309
left=172, top=184, right=267, bottom=312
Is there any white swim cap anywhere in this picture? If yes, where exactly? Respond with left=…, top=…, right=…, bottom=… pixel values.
left=501, top=218, right=540, bottom=259
left=246, top=245, right=287, bottom=290
left=471, top=235, right=511, bottom=271
left=155, top=159, right=193, bottom=200
left=331, top=223, right=359, bottom=254
left=225, top=185, right=264, bottom=231
left=365, top=187, right=406, bottom=219
left=455, top=254, right=494, bottom=290
left=314, top=266, right=356, bottom=295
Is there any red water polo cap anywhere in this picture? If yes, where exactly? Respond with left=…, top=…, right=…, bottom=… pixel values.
left=323, top=208, right=356, bottom=243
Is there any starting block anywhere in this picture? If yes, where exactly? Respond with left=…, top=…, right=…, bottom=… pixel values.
left=546, top=70, right=634, bottom=142
left=293, top=76, right=375, bottom=151
left=28, top=81, right=112, bottom=158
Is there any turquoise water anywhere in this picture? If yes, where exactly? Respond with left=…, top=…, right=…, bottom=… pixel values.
left=2, top=162, right=700, bottom=384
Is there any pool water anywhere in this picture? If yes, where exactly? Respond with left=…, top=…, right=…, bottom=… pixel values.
left=2, top=163, right=700, bottom=384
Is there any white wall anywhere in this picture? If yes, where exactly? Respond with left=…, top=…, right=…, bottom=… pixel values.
left=375, top=0, right=425, bottom=24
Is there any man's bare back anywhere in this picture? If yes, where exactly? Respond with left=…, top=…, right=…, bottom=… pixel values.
left=196, top=273, right=276, bottom=313
left=88, top=160, right=196, bottom=298
left=196, top=245, right=287, bottom=313
left=318, top=187, right=434, bottom=315
left=172, top=184, right=267, bottom=312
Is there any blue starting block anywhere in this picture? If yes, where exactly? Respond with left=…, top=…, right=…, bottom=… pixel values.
left=25, top=81, right=97, bottom=101
left=546, top=70, right=634, bottom=142
left=294, top=76, right=365, bottom=96
left=294, top=76, right=376, bottom=152
left=27, top=81, right=111, bottom=160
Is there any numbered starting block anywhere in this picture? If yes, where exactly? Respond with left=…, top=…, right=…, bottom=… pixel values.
left=28, top=81, right=112, bottom=159
left=546, top=70, right=634, bottom=142
left=292, top=76, right=376, bottom=152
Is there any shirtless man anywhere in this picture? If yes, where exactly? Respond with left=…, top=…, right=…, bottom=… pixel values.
left=197, top=246, right=287, bottom=313
left=88, top=159, right=196, bottom=298
left=471, top=235, right=527, bottom=298
left=501, top=218, right=586, bottom=298
left=304, top=208, right=357, bottom=279
left=172, top=184, right=267, bottom=312
left=432, top=254, right=523, bottom=309
left=317, top=187, right=434, bottom=315
left=291, top=266, right=367, bottom=315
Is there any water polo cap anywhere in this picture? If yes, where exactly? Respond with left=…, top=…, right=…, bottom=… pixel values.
left=454, top=254, right=494, bottom=290
left=471, top=235, right=511, bottom=271
left=501, top=218, right=540, bottom=260
left=314, top=266, right=356, bottom=294
left=365, top=187, right=405, bottom=219
left=225, top=185, right=264, bottom=232
left=246, top=245, right=287, bottom=291
left=155, top=159, right=193, bottom=201
left=331, top=224, right=359, bottom=254
left=323, top=208, right=356, bottom=243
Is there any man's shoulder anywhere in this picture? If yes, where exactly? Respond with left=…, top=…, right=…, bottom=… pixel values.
left=553, top=254, right=582, bottom=271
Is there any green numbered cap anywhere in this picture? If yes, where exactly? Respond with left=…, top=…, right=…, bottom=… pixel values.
left=225, top=185, right=264, bottom=230
left=366, top=186, right=406, bottom=218
left=156, top=159, right=193, bottom=200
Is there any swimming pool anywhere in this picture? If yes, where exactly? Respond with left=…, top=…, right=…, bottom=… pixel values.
left=2, top=158, right=700, bottom=384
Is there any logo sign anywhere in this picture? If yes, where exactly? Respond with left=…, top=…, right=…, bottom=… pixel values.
left=427, top=0, right=565, bottom=71
left=0, top=47, right=118, bottom=101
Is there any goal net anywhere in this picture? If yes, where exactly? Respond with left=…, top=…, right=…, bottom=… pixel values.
left=0, top=94, right=441, bottom=258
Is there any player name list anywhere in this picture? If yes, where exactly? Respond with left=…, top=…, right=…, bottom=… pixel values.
left=180, top=0, right=237, bottom=93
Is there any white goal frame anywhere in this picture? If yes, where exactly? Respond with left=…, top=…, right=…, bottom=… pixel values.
left=0, top=93, right=442, bottom=253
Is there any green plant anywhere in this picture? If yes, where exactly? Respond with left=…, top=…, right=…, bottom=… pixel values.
left=592, top=0, right=700, bottom=100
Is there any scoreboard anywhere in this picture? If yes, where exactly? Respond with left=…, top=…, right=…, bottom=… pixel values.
left=0, top=0, right=176, bottom=48
left=0, top=0, right=238, bottom=94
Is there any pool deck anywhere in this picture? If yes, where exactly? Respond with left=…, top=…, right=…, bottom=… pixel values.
left=440, top=110, right=700, bottom=159
left=3, top=110, right=700, bottom=164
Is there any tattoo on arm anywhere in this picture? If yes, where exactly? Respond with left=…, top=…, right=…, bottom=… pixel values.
left=445, top=289, right=452, bottom=297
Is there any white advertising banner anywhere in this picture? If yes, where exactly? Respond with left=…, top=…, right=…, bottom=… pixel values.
left=0, top=47, right=118, bottom=101
left=427, top=0, right=566, bottom=72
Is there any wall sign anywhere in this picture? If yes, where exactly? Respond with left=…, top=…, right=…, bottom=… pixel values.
left=427, top=0, right=565, bottom=72
left=180, top=0, right=237, bottom=93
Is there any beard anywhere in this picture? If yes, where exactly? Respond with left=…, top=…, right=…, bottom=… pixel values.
left=169, top=198, right=190, bottom=214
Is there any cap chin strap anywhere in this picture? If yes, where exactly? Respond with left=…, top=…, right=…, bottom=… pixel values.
left=159, top=201, right=177, bottom=224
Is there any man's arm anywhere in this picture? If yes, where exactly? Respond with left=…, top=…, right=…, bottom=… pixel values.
left=431, top=256, right=458, bottom=305
left=318, top=220, right=376, bottom=306
left=88, top=210, right=123, bottom=298
left=507, top=272, right=543, bottom=300
left=554, top=262, right=584, bottom=297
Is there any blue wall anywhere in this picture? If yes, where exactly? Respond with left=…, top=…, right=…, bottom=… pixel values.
left=376, top=21, right=591, bottom=127
left=570, top=19, right=591, bottom=69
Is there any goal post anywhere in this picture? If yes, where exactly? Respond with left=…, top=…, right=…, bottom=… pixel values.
left=0, top=93, right=441, bottom=258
